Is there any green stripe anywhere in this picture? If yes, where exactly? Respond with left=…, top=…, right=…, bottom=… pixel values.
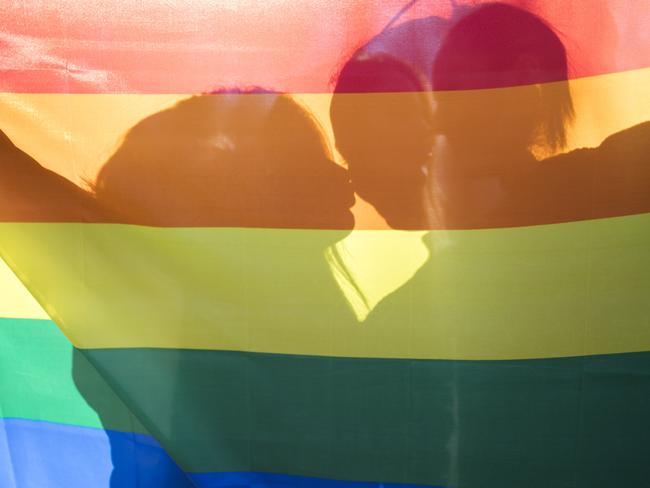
left=0, top=317, right=147, bottom=435
left=84, top=347, right=650, bottom=487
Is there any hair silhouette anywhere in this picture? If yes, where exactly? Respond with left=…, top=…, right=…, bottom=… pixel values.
left=95, top=92, right=353, bottom=231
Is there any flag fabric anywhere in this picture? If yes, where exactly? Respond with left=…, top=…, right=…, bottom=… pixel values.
left=1, top=1, right=649, bottom=487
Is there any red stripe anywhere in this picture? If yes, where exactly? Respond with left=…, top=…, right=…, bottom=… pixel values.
left=1, top=0, right=648, bottom=94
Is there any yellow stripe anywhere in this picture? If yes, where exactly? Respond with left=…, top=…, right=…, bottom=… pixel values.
left=1, top=214, right=648, bottom=359
left=0, top=67, right=648, bottom=185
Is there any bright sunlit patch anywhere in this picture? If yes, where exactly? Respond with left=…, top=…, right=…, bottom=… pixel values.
left=0, top=258, right=48, bottom=320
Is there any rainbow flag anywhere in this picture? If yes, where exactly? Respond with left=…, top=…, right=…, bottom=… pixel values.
left=1, top=1, right=649, bottom=487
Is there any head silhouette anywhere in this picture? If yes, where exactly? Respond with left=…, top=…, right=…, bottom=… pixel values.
left=432, top=3, right=574, bottom=164
left=95, top=92, right=354, bottom=233
left=331, top=53, right=433, bottom=228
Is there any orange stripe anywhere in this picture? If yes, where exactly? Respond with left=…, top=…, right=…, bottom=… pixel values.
left=2, top=87, right=649, bottom=229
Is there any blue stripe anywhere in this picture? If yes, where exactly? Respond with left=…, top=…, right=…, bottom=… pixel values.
left=190, top=472, right=445, bottom=488
left=0, top=418, right=447, bottom=488
left=0, top=418, right=191, bottom=488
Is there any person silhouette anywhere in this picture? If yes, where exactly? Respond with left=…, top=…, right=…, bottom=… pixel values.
left=365, top=3, right=650, bottom=487
left=330, top=0, right=648, bottom=233
left=1, top=90, right=362, bottom=485
left=76, top=91, right=361, bottom=482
